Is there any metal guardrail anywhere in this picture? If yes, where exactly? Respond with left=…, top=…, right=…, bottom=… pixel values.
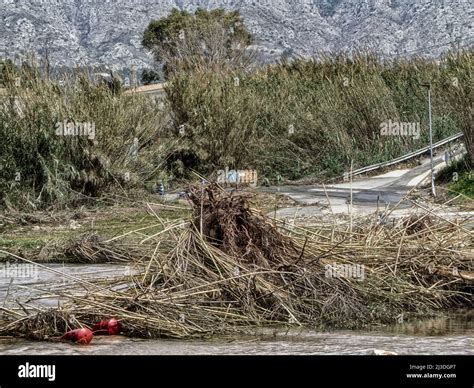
left=344, top=132, right=464, bottom=178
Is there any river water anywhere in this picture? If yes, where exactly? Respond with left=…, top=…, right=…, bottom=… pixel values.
left=0, top=264, right=472, bottom=355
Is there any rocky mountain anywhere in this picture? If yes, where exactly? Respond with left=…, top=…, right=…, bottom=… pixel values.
left=1, top=0, right=472, bottom=73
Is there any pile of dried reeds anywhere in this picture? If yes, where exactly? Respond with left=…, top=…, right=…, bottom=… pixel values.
left=1, top=185, right=472, bottom=340
left=62, top=233, right=137, bottom=264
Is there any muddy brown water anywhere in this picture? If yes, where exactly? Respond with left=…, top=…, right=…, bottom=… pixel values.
left=0, top=264, right=472, bottom=355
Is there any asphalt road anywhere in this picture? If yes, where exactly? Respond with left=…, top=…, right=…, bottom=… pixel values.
left=261, top=151, right=472, bottom=218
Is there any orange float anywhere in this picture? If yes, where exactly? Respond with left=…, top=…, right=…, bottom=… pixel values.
left=92, top=318, right=121, bottom=335
left=61, top=328, right=93, bottom=345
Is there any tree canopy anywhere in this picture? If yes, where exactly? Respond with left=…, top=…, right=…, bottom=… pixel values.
left=142, top=8, right=254, bottom=76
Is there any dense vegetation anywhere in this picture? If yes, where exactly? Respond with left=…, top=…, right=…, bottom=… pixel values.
left=0, top=8, right=472, bottom=209
left=165, top=51, right=473, bottom=181
left=0, top=62, right=170, bottom=209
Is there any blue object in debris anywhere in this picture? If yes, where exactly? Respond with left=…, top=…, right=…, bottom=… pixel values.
left=227, top=170, right=237, bottom=184
left=158, top=182, right=165, bottom=196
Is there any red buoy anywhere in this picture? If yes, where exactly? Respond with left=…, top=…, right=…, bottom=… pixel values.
left=92, top=318, right=121, bottom=335
left=61, top=328, right=93, bottom=345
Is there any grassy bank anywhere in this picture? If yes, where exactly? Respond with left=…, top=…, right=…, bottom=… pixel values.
left=0, top=196, right=190, bottom=262
left=435, top=155, right=473, bottom=206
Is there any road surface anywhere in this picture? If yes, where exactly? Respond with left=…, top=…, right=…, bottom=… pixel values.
left=261, top=151, right=471, bottom=218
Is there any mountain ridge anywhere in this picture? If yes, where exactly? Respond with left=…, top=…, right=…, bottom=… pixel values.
left=1, top=0, right=472, bottom=71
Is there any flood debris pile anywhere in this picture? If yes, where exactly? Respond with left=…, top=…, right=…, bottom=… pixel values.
left=153, top=185, right=371, bottom=329
left=0, top=185, right=472, bottom=340
left=62, top=233, right=137, bottom=264
left=0, top=311, right=81, bottom=341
